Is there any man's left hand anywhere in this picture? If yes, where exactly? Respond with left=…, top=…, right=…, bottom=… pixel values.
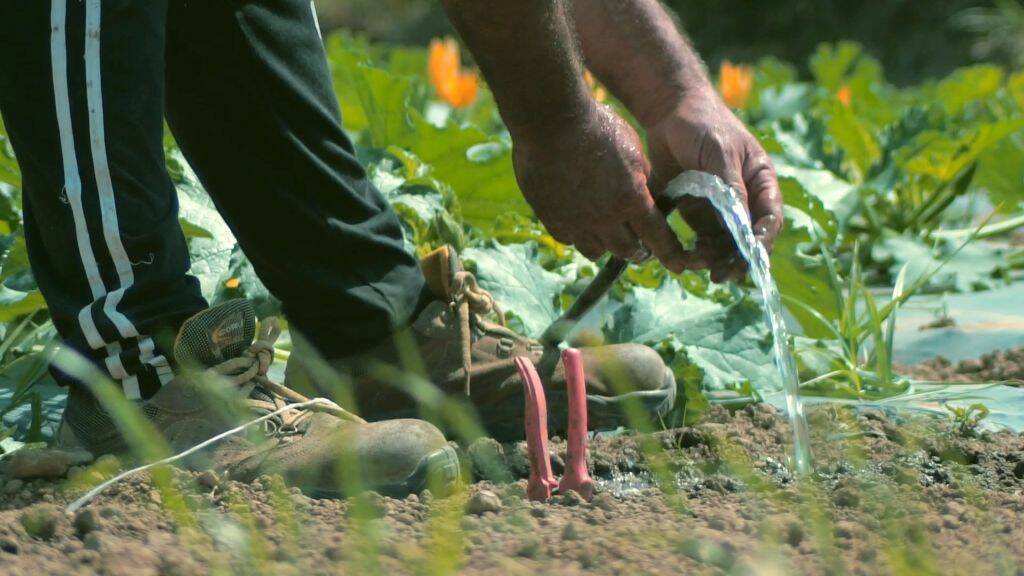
left=644, top=89, right=784, bottom=283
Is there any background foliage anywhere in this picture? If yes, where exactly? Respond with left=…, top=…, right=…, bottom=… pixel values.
left=314, top=0, right=1024, bottom=85
left=1, top=4, right=1024, bottom=444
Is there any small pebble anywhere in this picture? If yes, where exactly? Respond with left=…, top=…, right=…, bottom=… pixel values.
left=196, top=470, right=219, bottom=489
left=466, top=489, right=503, bottom=515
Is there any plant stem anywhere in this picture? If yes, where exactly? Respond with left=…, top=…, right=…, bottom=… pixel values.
left=930, top=212, right=1024, bottom=241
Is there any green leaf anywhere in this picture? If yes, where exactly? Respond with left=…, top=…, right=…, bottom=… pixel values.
left=398, top=112, right=527, bottom=229
left=772, top=227, right=837, bottom=338
left=327, top=35, right=530, bottom=231
left=778, top=177, right=839, bottom=237
left=932, top=65, right=1004, bottom=116
left=0, top=234, right=29, bottom=282
left=0, top=287, right=45, bottom=322
left=872, top=234, right=1013, bottom=293
left=0, top=116, right=22, bottom=193
left=809, top=41, right=865, bottom=91
left=1009, top=71, right=1024, bottom=110
left=974, top=132, right=1024, bottom=212
left=755, top=56, right=799, bottom=88
left=822, top=101, right=881, bottom=182
left=899, top=118, right=1024, bottom=182
left=608, top=280, right=780, bottom=392
left=462, top=242, right=566, bottom=338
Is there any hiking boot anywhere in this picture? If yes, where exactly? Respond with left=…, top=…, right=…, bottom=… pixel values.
left=59, top=300, right=460, bottom=498
left=285, top=246, right=676, bottom=440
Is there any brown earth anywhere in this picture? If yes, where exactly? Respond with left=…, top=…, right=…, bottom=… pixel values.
left=2, top=395, right=1023, bottom=576
left=901, top=346, right=1024, bottom=383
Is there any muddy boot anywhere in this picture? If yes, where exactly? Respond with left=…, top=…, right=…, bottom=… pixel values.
left=59, top=300, right=460, bottom=498
left=286, top=246, right=676, bottom=440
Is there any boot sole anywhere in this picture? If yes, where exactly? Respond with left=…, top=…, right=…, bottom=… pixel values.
left=309, top=444, right=462, bottom=500
left=584, top=366, right=678, bottom=425
left=378, top=443, right=462, bottom=498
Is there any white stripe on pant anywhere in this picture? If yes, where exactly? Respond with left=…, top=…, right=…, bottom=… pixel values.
left=50, top=0, right=173, bottom=399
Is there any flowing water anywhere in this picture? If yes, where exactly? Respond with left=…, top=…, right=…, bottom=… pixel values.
left=666, top=172, right=813, bottom=475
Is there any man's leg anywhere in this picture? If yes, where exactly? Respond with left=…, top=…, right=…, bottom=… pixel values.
left=0, top=1, right=206, bottom=406
left=164, top=0, right=425, bottom=359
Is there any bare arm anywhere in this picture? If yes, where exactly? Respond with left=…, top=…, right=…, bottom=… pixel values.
left=440, top=0, right=591, bottom=136
left=441, top=0, right=690, bottom=270
left=571, top=0, right=712, bottom=125
left=572, top=0, right=784, bottom=281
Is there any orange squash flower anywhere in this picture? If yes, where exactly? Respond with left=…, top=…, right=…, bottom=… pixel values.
left=718, top=61, right=754, bottom=109
left=837, top=85, right=852, bottom=107
left=428, top=37, right=479, bottom=109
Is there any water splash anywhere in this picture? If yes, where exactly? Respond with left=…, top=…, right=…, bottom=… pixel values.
left=665, top=172, right=812, bottom=475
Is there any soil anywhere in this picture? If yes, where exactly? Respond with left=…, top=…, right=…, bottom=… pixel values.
left=2, top=355, right=1024, bottom=575
left=901, top=346, right=1024, bottom=383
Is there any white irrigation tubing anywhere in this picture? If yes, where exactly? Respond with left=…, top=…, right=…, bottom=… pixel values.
left=65, top=398, right=338, bottom=515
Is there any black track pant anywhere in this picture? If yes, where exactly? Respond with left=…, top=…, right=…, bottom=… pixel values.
left=0, top=0, right=425, bottom=399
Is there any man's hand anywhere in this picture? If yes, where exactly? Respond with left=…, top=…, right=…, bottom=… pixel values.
left=570, top=0, right=784, bottom=281
left=511, top=104, right=689, bottom=271
left=645, top=89, right=783, bottom=282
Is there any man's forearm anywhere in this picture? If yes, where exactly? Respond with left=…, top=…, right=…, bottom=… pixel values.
left=571, top=0, right=713, bottom=125
left=441, top=0, right=594, bottom=136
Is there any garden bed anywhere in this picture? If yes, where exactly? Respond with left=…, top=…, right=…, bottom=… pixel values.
left=1, top=354, right=1022, bottom=575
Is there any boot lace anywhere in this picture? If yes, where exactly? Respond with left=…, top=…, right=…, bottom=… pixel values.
left=204, top=316, right=364, bottom=436
left=450, top=270, right=505, bottom=396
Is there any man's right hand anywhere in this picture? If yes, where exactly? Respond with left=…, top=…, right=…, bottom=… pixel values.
left=510, top=104, right=689, bottom=273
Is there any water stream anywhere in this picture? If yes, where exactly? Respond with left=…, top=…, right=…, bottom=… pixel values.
left=665, top=172, right=813, bottom=475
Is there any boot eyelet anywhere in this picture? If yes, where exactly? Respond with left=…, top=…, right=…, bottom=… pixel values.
left=497, top=338, right=515, bottom=358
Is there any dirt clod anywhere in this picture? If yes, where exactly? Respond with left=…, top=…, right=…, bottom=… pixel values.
left=1014, top=461, right=1024, bottom=479
left=0, top=536, right=19, bottom=554
left=833, top=486, right=860, bottom=508
left=591, top=491, right=616, bottom=511
left=73, top=509, right=100, bottom=537
left=3, top=478, right=24, bottom=495
left=20, top=504, right=59, bottom=541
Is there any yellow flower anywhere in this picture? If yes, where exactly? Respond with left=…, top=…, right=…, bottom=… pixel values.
left=224, top=278, right=240, bottom=289
left=838, top=85, right=852, bottom=108
left=428, top=37, right=479, bottom=109
left=718, top=61, right=754, bottom=109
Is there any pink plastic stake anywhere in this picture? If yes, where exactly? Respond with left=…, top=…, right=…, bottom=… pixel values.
left=558, top=348, right=595, bottom=500
left=514, top=357, right=557, bottom=501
